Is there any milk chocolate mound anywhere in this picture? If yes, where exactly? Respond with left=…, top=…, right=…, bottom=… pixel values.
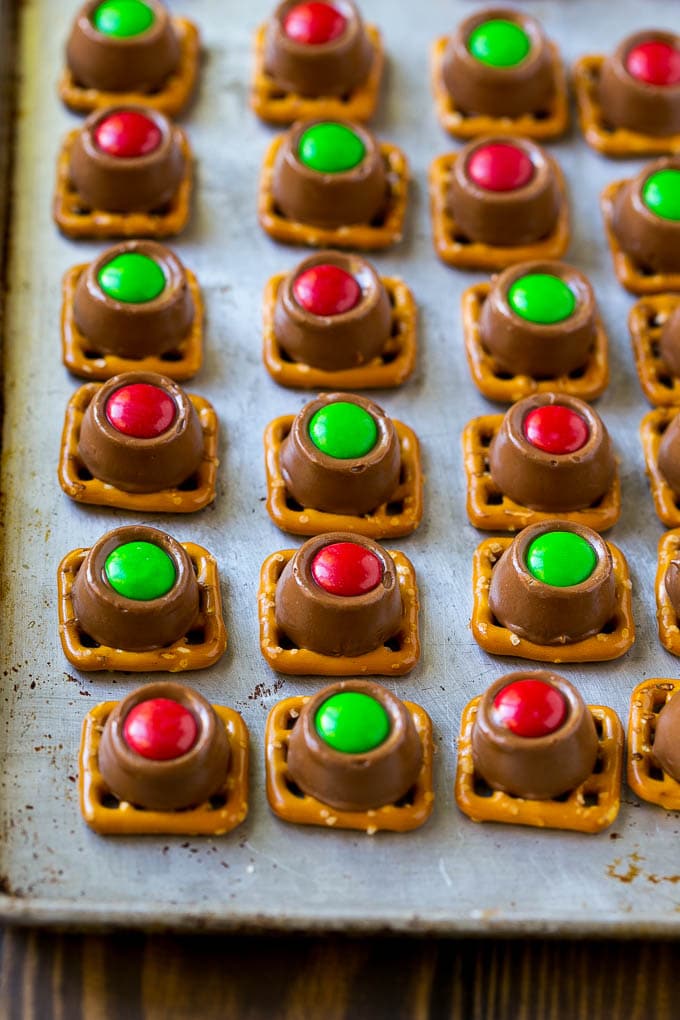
left=98, top=681, right=230, bottom=811
left=659, top=304, right=680, bottom=377
left=489, top=393, right=615, bottom=512
left=279, top=392, right=400, bottom=515
left=471, top=671, right=599, bottom=799
left=72, top=524, right=200, bottom=651
left=69, top=106, right=185, bottom=213
left=66, top=0, right=181, bottom=94
left=441, top=6, right=555, bottom=118
left=450, top=136, right=560, bottom=247
left=264, top=0, right=372, bottom=98
left=274, top=251, right=391, bottom=370
left=488, top=521, right=616, bottom=645
left=599, top=30, right=680, bottom=138
left=651, top=690, right=680, bottom=782
left=271, top=119, right=387, bottom=228
left=479, top=260, right=596, bottom=378
left=658, top=412, right=680, bottom=496
left=275, top=532, right=402, bottom=656
left=77, top=371, right=203, bottom=492
left=287, top=679, right=422, bottom=810
left=611, top=157, right=680, bottom=275
left=664, top=557, right=680, bottom=617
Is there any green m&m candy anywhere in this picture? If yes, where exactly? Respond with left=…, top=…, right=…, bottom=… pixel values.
left=308, top=401, right=378, bottom=459
left=525, top=531, right=597, bottom=587
left=468, top=19, right=530, bottom=68
left=298, top=122, right=366, bottom=173
left=642, top=169, right=680, bottom=222
left=508, top=273, right=576, bottom=325
left=315, top=691, right=390, bottom=753
left=104, top=541, right=176, bottom=600
left=98, top=252, right=166, bottom=304
left=94, top=0, right=155, bottom=38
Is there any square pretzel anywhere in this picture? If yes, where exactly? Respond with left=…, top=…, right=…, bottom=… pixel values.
left=57, top=542, right=227, bottom=672
left=601, top=179, right=680, bottom=295
left=264, top=415, right=423, bottom=539
left=61, top=262, right=204, bottom=382
left=655, top=530, right=680, bottom=656
left=430, top=37, right=569, bottom=141
left=258, top=136, right=408, bottom=251
left=58, top=18, right=200, bottom=118
left=429, top=152, right=570, bottom=272
left=250, top=23, right=384, bottom=125
left=80, top=701, right=249, bottom=835
left=627, top=678, right=680, bottom=810
left=265, top=695, right=433, bottom=833
left=258, top=548, right=419, bottom=676
left=471, top=536, right=635, bottom=663
left=641, top=408, right=680, bottom=527
left=462, top=414, right=621, bottom=533
left=262, top=272, right=417, bottom=389
left=574, top=55, right=680, bottom=159
left=58, top=383, right=218, bottom=513
left=53, top=128, right=193, bottom=240
left=455, top=697, right=622, bottom=833
left=629, top=294, right=680, bottom=406
left=461, top=282, right=610, bottom=404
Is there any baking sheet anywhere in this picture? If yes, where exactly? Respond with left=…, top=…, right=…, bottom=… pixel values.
left=2, top=0, right=680, bottom=935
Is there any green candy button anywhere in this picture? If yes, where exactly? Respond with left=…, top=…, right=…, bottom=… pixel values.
left=315, top=692, right=390, bottom=754
left=642, top=169, right=680, bottom=222
left=309, top=401, right=378, bottom=459
left=508, top=273, right=576, bottom=325
left=94, top=0, right=155, bottom=38
left=298, top=123, right=366, bottom=174
left=98, top=252, right=166, bottom=304
left=525, top=531, right=597, bottom=587
left=468, top=19, right=530, bottom=68
left=104, top=541, right=176, bottom=601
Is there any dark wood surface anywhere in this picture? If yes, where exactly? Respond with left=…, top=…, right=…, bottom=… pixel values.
left=0, top=930, right=678, bottom=1019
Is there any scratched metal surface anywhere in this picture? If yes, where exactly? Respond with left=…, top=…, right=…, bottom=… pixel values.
left=1, top=0, right=679, bottom=934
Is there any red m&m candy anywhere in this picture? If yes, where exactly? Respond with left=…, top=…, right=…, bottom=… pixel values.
left=493, top=678, right=567, bottom=738
left=293, top=263, right=361, bottom=316
left=311, top=541, right=383, bottom=596
left=94, top=110, right=162, bottom=158
left=123, top=698, right=198, bottom=760
left=523, top=405, right=589, bottom=455
left=106, top=382, right=176, bottom=439
left=283, top=2, right=347, bottom=45
left=467, top=142, right=534, bottom=192
left=626, top=40, right=680, bottom=87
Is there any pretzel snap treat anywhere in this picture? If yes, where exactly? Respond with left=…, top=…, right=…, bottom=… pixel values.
left=63, top=240, right=202, bottom=380
left=266, top=679, right=434, bottom=833
left=430, top=136, right=569, bottom=271
left=628, top=679, right=680, bottom=810
left=655, top=530, right=680, bottom=656
left=259, top=532, right=419, bottom=675
left=80, top=681, right=249, bottom=835
left=265, top=392, right=423, bottom=538
left=432, top=7, right=568, bottom=140
left=574, top=30, right=680, bottom=157
left=61, top=0, right=200, bottom=116
left=58, top=524, right=227, bottom=671
left=471, top=521, right=634, bottom=662
left=463, top=392, right=620, bottom=532
left=456, top=671, right=623, bottom=833
left=258, top=119, right=408, bottom=250
left=628, top=294, right=680, bottom=406
left=252, top=1, right=383, bottom=124
left=602, top=157, right=680, bottom=294
left=58, top=371, right=218, bottom=513
left=54, top=105, right=192, bottom=239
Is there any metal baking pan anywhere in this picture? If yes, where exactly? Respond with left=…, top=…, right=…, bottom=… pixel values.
left=2, top=0, right=680, bottom=934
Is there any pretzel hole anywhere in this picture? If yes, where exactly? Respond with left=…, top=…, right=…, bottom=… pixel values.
left=639, top=263, right=656, bottom=278
left=533, top=109, right=550, bottom=121
left=386, top=499, right=405, bottom=515
left=277, top=631, right=297, bottom=651
left=480, top=432, right=493, bottom=449
left=592, top=755, right=604, bottom=775
left=369, top=207, right=388, bottom=229
left=185, top=627, right=206, bottom=645
left=177, top=472, right=200, bottom=492
left=160, top=349, right=184, bottom=362
left=594, top=717, right=604, bottom=739
left=453, top=233, right=471, bottom=246
left=568, top=364, right=587, bottom=380
left=390, top=318, right=400, bottom=339
left=658, top=374, right=674, bottom=390
left=284, top=775, right=306, bottom=799
left=651, top=315, right=665, bottom=329
left=83, top=348, right=103, bottom=360
left=101, top=792, right=120, bottom=810
left=208, top=793, right=228, bottom=810
left=656, top=419, right=670, bottom=436
left=473, top=774, right=494, bottom=798
left=492, top=367, right=513, bottom=381
left=484, top=490, right=503, bottom=507
left=599, top=616, right=618, bottom=635
left=283, top=712, right=298, bottom=731
left=393, top=784, right=416, bottom=808
left=384, top=633, right=403, bottom=653
left=582, top=791, right=599, bottom=807
left=77, top=463, right=94, bottom=482
left=285, top=494, right=305, bottom=512
left=79, top=630, right=101, bottom=649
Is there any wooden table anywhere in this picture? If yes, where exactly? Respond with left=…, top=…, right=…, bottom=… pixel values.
left=0, top=930, right=677, bottom=1018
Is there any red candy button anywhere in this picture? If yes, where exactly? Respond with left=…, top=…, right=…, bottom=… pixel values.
left=94, top=110, right=162, bottom=158
left=466, top=142, right=534, bottom=192
left=626, top=41, right=680, bottom=87
left=283, top=2, right=347, bottom=45
left=311, top=542, right=383, bottom=596
left=493, top=679, right=568, bottom=738
left=123, top=698, right=198, bottom=760
left=105, top=383, right=176, bottom=439
left=293, top=263, right=362, bottom=316
left=523, top=405, right=589, bottom=455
